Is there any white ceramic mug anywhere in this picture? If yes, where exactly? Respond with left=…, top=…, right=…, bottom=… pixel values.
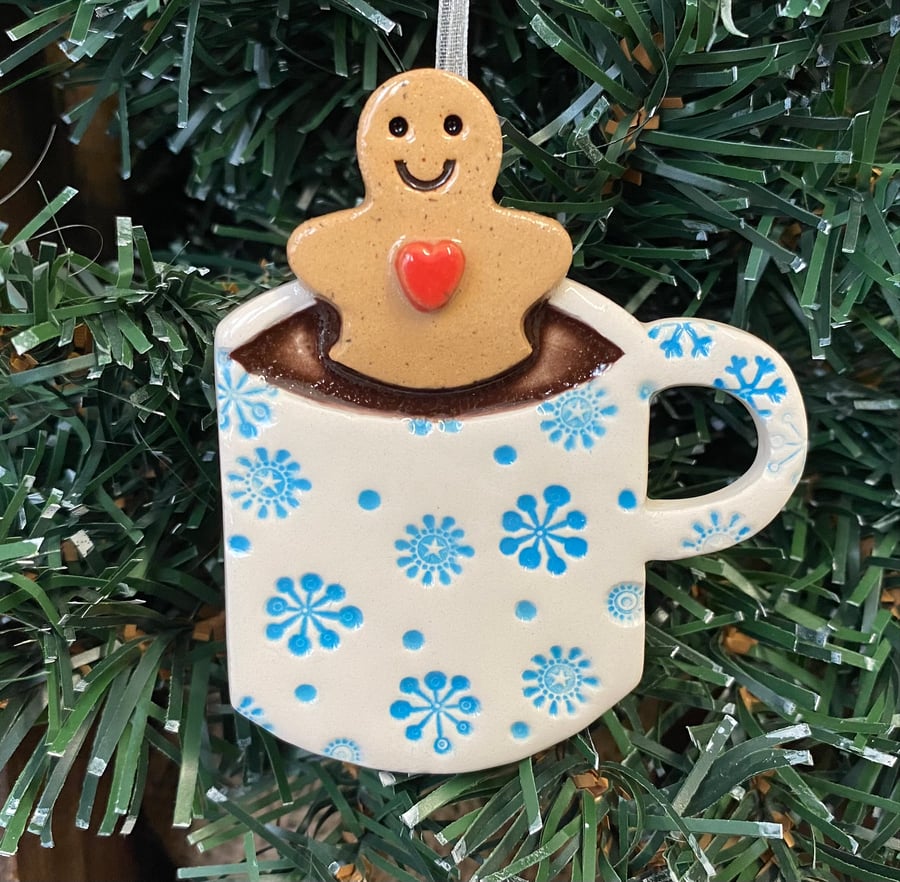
left=216, top=279, right=806, bottom=773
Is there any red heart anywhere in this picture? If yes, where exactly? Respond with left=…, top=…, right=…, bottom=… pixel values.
left=395, top=240, right=465, bottom=312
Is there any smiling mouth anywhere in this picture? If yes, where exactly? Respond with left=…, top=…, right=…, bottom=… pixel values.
left=395, top=159, right=456, bottom=191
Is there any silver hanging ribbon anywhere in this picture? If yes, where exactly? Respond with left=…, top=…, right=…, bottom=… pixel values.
left=435, top=0, right=469, bottom=78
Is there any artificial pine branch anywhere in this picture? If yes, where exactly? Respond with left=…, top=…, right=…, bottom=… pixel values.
left=1, top=2, right=899, bottom=880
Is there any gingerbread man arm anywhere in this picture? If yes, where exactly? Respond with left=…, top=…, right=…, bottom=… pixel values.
left=493, top=209, right=572, bottom=301
left=287, top=206, right=371, bottom=301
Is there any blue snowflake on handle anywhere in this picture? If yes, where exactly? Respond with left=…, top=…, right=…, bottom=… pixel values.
left=500, top=485, right=587, bottom=575
left=522, top=646, right=599, bottom=716
left=396, top=515, right=474, bottom=587
left=681, top=512, right=752, bottom=553
left=265, top=573, right=363, bottom=656
left=767, top=412, right=804, bottom=477
left=216, top=350, right=277, bottom=438
left=227, top=448, right=311, bottom=519
left=714, top=355, right=787, bottom=418
left=538, top=381, right=617, bottom=451
left=648, top=322, right=714, bottom=359
left=390, top=671, right=480, bottom=755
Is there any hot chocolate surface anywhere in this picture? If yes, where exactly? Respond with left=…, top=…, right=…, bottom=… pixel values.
left=231, top=299, right=623, bottom=419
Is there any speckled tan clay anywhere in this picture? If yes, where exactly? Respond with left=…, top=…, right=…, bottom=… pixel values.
left=287, top=68, right=573, bottom=390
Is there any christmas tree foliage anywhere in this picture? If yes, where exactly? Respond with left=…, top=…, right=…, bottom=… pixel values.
left=1, top=1, right=899, bottom=880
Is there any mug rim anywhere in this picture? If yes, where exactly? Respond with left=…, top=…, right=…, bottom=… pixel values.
left=215, top=278, right=650, bottom=424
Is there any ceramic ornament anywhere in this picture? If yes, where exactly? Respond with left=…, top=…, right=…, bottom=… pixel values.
left=215, top=68, right=808, bottom=774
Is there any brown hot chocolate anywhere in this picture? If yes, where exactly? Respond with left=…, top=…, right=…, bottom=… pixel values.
left=231, top=299, right=623, bottom=419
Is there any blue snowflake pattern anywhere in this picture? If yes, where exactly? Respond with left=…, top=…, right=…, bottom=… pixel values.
left=323, top=738, right=362, bottom=763
left=227, top=448, right=311, bottom=519
left=767, top=412, right=804, bottom=477
left=681, top=512, right=752, bottom=553
left=216, top=350, right=277, bottom=438
left=405, top=418, right=463, bottom=436
left=714, top=355, right=787, bottom=418
left=522, top=646, right=599, bottom=716
left=235, top=696, right=274, bottom=731
left=265, top=573, right=363, bottom=656
left=396, top=515, right=474, bottom=586
left=538, top=381, right=617, bottom=450
left=390, top=671, right=480, bottom=755
left=606, top=583, right=643, bottom=625
left=648, top=322, right=714, bottom=359
left=500, top=485, right=587, bottom=575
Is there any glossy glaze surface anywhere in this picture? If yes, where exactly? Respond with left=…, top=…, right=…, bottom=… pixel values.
left=216, top=278, right=808, bottom=773
left=286, top=68, right=572, bottom=388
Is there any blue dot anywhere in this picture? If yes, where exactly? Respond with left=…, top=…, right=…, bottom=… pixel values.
left=402, top=630, right=425, bottom=651
left=295, top=684, right=317, bottom=703
left=358, top=490, right=381, bottom=510
left=618, top=489, right=638, bottom=510
left=639, top=382, right=654, bottom=400
left=511, top=722, right=530, bottom=740
left=493, top=445, right=517, bottom=465
left=515, top=601, right=537, bottom=621
left=228, top=535, right=252, bottom=555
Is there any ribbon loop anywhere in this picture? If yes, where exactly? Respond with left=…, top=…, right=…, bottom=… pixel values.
left=435, top=0, right=469, bottom=78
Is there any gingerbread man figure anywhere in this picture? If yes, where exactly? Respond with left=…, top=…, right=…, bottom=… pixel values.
left=287, top=68, right=573, bottom=390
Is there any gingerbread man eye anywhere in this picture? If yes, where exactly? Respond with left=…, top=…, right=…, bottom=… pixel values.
left=443, top=114, right=463, bottom=136
left=389, top=116, right=408, bottom=137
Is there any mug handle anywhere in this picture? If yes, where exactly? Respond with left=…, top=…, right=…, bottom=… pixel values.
left=637, top=319, right=807, bottom=562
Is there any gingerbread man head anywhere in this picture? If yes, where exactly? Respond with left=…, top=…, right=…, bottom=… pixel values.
left=357, top=67, right=501, bottom=205
left=288, top=69, right=572, bottom=390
